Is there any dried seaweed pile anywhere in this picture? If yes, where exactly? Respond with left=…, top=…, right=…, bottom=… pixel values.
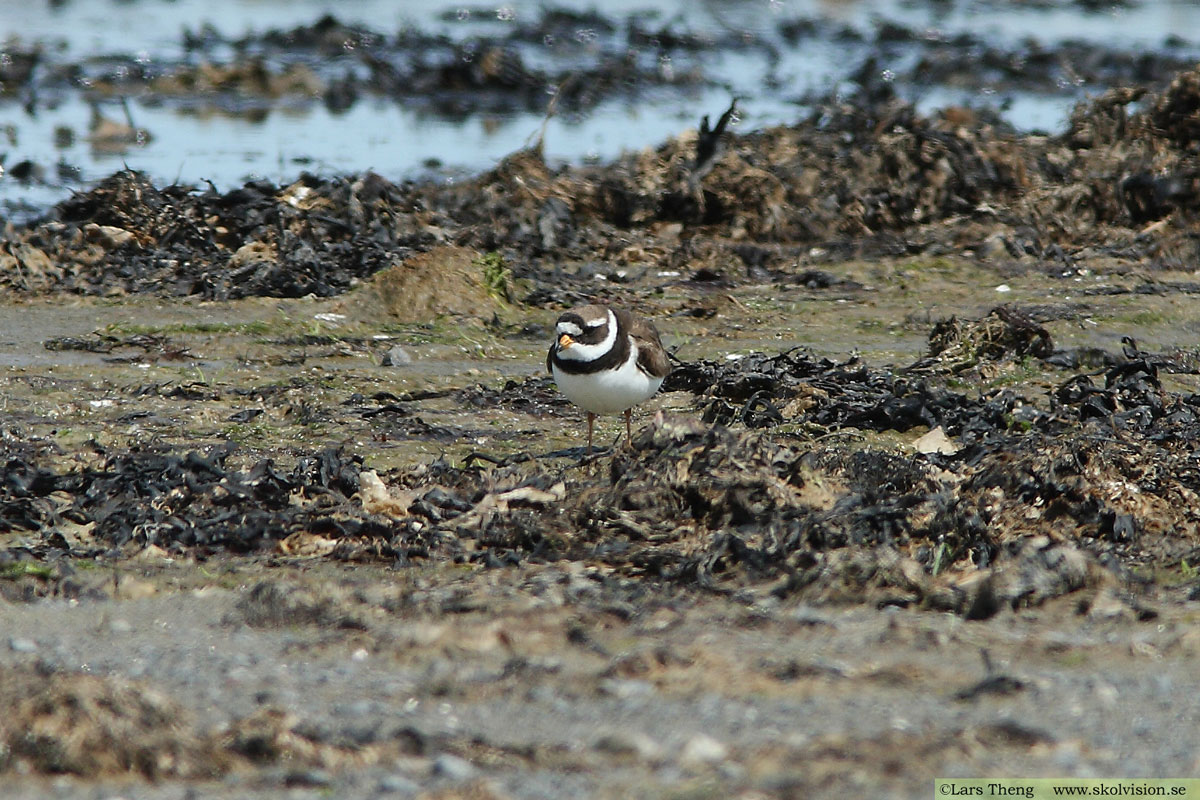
left=1, top=171, right=421, bottom=297
left=373, top=338, right=1199, bottom=614
left=0, top=444, right=385, bottom=561
left=5, top=322, right=1200, bottom=615
left=478, top=345, right=1199, bottom=613
left=437, top=314, right=1198, bottom=611
left=4, top=63, right=1200, bottom=298
left=666, top=348, right=986, bottom=434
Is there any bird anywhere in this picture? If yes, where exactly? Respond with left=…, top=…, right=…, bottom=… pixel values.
left=692, top=97, right=739, bottom=181
left=547, top=304, right=671, bottom=455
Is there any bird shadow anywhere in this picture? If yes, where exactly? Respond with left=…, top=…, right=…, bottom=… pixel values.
left=542, top=445, right=613, bottom=463
left=463, top=444, right=614, bottom=467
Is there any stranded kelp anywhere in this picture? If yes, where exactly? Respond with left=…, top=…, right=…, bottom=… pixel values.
left=661, top=309, right=1039, bottom=437
left=457, top=340, right=1199, bottom=615
left=0, top=444, right=393, bottom=561
left=7, top=62, right=1200, bottom=297
left=2, top=170, right=414, bottom=298
left=5, top=318, right=1199, bottom=616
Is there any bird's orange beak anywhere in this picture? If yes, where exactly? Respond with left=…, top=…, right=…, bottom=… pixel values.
left=558, top=333, right=574, bottom=349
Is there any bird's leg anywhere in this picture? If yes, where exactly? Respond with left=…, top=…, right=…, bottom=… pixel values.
left=624, top=408, right=632, bottom=443
left=587, top=412, right=596, bottom=456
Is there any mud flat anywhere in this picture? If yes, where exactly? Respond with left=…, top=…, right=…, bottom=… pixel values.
left=3, top=27, right=1200, bottom=800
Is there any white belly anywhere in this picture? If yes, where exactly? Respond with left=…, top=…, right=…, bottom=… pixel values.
left=552, top=346, right=664, bottom=415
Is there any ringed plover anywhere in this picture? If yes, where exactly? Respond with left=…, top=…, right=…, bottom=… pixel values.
left=547, top=304, right=670, bottom=454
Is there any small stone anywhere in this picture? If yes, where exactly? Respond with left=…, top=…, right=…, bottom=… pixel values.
left=8, top=637, right=37, bottom=653
left=335, top=699, right=373, bottom=717
left=914, top=425, right=958, bottom=455
left=382, top=346, right=413, bottom=366
left=431, top=753, right=476, bottom=781
left=679, top=733, right=728, bottom=766
left=977, top=231, right=1008, bottom=258
left=597, top=678, right=655, bottom=699
left=83, top=223, right=135, bottom=249
left=8, top=160, right=45, bottom=183
left=283, top=768, right=334, bottom=787
left=789, top=606, right=833, bottom=627
left=593, top=730, right=662, bottom=761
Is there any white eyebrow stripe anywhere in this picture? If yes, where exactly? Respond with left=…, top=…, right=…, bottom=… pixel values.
left=557, top=321, right=583, bottom=336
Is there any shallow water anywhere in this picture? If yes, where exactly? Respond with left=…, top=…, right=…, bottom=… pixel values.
left=3, top=0, right=1200, bottom=221
left=11, top=0, right=1200, bottom=59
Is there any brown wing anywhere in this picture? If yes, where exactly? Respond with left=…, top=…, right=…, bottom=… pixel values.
left=546, top=342, right=555, bottom=375
left=626, top=312, right=671, bottom=379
